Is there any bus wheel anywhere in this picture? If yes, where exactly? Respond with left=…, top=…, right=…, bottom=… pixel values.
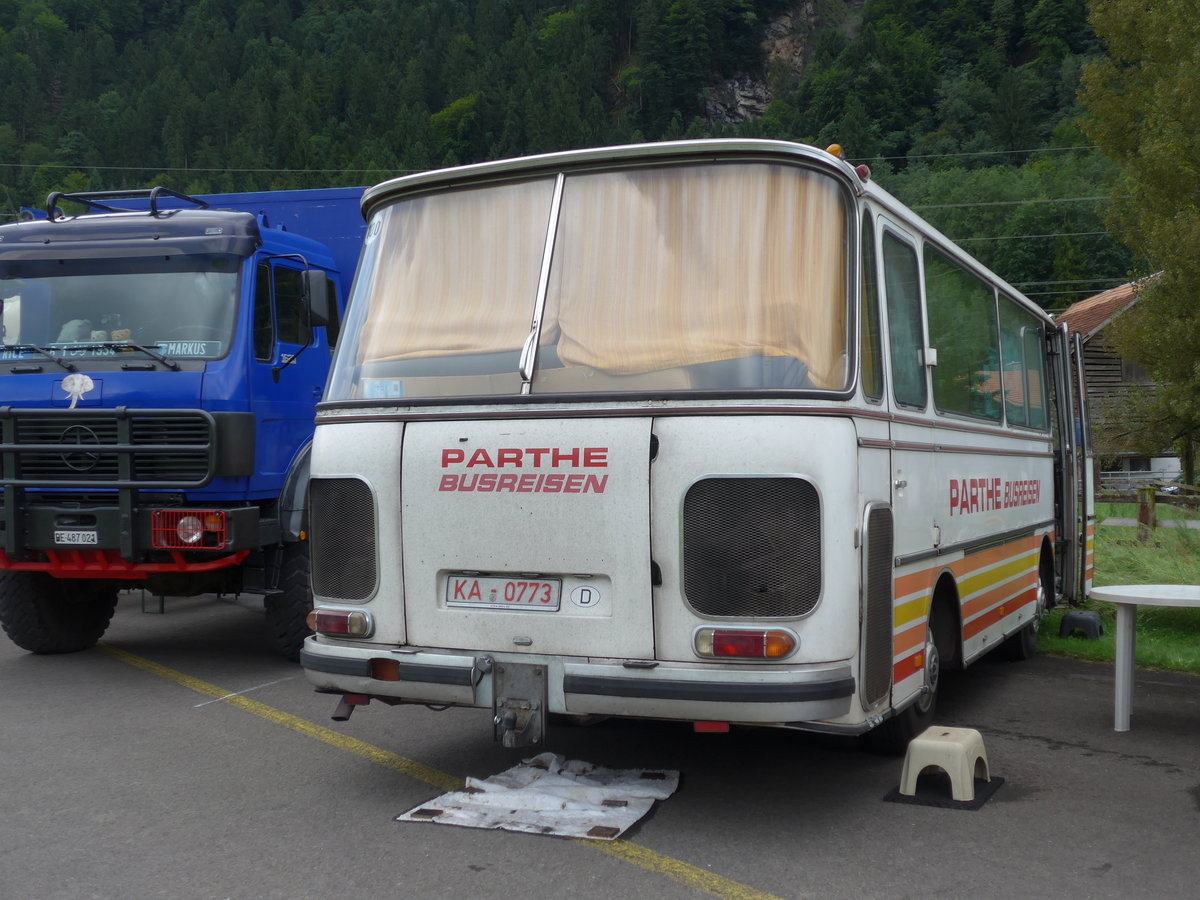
left=863, top=604, right=943, bottom=755
left=264, top=540, right=313, bottom=661
left=0, top=572, right=119, bottom=654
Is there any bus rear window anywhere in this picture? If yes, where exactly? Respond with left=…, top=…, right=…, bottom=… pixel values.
left=333, top=162, right=851, bottom=400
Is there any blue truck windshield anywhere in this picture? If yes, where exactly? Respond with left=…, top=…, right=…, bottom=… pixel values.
left=1, top=254, right=239, bottom=362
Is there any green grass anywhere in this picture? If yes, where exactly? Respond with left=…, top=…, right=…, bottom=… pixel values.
left=1039, top=501, right=1200, bottom=673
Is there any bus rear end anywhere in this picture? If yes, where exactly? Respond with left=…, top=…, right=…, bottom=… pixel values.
left=301, top=142, right=888, bottom=746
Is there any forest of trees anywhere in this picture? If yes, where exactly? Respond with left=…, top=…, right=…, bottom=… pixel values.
left=0, top=0, right=1134, bottom=311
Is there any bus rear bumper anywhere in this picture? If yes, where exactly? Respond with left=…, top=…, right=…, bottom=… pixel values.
left=301, top=640, right=856, bottom=724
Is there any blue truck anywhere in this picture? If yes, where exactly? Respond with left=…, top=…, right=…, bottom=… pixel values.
left=0, top=186, right=366, bottom=658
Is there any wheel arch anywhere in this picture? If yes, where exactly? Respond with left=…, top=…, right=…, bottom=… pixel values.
left=1040, top=535, right=1058, bottom=608
left=278, top=440, right=313, bottom=542
left=930, top=569, right=963, bottom=671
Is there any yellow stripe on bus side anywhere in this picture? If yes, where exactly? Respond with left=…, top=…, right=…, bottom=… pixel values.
left=893, top=593, right=930, bottom=629
left=97, top=644, right=789, bottom=900
left=955, top=549, right=1037, bottom=602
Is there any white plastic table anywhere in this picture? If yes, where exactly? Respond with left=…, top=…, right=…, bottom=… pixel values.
left=1088, top=584, right=1200, bottom=732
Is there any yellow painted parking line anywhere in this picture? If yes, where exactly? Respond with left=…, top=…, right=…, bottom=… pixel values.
left=98, top=644, right=788, bottom=900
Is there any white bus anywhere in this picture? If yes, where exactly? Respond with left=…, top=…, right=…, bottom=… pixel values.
left=300, top=140, right=1094, bottom=752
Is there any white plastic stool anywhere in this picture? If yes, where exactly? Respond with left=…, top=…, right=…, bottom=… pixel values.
left=899, top=726, right=990, bottom=802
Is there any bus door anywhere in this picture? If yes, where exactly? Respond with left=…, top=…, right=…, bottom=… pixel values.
left=1051, top=323, right=1092, bottom=603
left=879, top=227, right=936, bottom=561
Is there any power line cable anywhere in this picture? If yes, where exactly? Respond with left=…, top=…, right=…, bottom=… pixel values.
left=951, top=230, right=1109, bottom=243
left=913, top=196, right=1110, bottom=210
left=1013, top=277, right=1128, bottom=286
left=853, top=145, right=1099, bottom=163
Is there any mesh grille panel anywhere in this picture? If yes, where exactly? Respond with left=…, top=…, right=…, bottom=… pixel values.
left=861, top=506, right=894, bottom=707
left=310, top=477, right=378, bottom=601
left=5, top=412, right=211, bottom=485
left=683, top=477, right=821, bottom=617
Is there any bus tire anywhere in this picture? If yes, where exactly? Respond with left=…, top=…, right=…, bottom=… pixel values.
left=264, top=540, right=313, bottom=661
left=0, top=572, right=119, bottom=654
left=863, top=601, right=945, bottom=755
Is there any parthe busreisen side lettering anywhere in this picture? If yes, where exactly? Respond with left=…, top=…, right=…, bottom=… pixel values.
left=439, top=472, right=608, bottom=494
left=439, top=446, right=610, bottom=494
left=949, top=477, right=1041, bottom=516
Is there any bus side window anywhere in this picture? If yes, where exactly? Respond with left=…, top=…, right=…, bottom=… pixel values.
left=1023, top=323, right=1048, bottom=428
left=999, top=296, right=1050, bottom=430
left=882, top=232, right=926, bottom=409
left=861, top=214, right=883, bottom=402
left=924, top=246, right=1001, bottom=421
left=999, top=297, right=1029, bottom=426
left=254, top=262, right=274, bottom=362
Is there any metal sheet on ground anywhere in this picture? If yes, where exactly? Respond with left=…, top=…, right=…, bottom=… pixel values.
left=396, top=752, right=679, bottom=840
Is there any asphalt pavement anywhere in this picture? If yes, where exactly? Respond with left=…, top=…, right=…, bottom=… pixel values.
left=1, top=592, right=1198, bottom=899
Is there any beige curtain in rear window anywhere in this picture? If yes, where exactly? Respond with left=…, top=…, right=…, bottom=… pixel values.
left=357, top=178, right=555, bottom=364
left=546, top=163, right=848, bottom=388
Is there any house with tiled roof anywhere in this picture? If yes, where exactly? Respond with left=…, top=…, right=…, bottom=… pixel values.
left=1055, top=278, right=1180, bottom=487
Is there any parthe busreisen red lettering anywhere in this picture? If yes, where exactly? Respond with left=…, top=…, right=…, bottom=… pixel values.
left=949, top=477, right=1041, bottom=515
left=440, top=446, right=608, bottom=468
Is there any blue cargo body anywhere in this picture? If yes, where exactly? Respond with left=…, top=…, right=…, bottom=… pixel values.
left=0, top=186, right=367, bottom=657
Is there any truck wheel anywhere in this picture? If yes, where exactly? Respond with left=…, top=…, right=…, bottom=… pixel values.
left=0, top=572, right=119, bottom=654
left=264, top=540, right=313, bottom=661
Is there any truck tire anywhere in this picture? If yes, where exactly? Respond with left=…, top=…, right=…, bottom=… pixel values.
left=264, top=540, right=313, bottom=661
left=0, top=572, right=119, bottom=654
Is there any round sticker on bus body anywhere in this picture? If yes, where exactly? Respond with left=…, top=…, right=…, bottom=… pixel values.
left=570, top=585, right=602, bottom=608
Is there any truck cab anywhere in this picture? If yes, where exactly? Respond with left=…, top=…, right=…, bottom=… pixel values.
left=0, top=186, right=365, bottom=657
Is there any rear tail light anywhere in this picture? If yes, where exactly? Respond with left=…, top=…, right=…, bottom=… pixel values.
left=151, top=509, right=227, bottom=549
left=306, top=607, right=374, bottom=638
left=694, top=627, right=798, bottom=660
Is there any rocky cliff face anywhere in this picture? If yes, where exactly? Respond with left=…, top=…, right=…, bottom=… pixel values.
left=705, top=3, right=818, bottom=126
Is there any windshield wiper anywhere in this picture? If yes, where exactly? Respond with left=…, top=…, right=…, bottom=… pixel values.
left=92, top=341, right=181, bottom=371
left=6, top=344, right=77, bottom=372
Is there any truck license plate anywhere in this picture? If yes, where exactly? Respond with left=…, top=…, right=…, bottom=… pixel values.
left=446, top=575, right=561, bottom=611
left=54, top=530, right=98, bottom=545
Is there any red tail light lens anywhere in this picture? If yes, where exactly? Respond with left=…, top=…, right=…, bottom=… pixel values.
left=309, top=607, right=374, bottom=638
left=694, top=627, right=797, bottom=659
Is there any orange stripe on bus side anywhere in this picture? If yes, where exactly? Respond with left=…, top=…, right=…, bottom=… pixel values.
left=894, top=569, right=933, bottom=600
left=893, top=620, right=927, bottom=656
left=947, top=534, right=1040, bottom=580
left=960, top=574, right=1034, bottom=622
left=963, top=594, right=1028, bottom=639
left=963, top=584, right=1036, bottom=640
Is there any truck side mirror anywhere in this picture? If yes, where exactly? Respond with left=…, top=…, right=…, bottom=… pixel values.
left=304, top=269, right=339, bottom=346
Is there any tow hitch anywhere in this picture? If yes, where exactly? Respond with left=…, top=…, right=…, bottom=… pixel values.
left=492, top=663, right=548, bottom=748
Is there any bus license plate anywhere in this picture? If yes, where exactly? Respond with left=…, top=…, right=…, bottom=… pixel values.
left=446, top=575, right=561, bottom=611
left=54, top=530, right=98, bottom=545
